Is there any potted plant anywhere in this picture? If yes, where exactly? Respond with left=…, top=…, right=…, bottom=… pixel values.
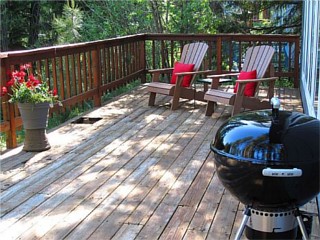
left=2, top=64, right=62, bottom=151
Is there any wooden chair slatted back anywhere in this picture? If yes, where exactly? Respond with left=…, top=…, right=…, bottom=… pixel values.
left=178, top=42, right=208, bottom=86
left=241, top=45, right=275, bottom=96
left=242, top=45, right=275, bottom=78
left=180, top=42, right=208, bottom=71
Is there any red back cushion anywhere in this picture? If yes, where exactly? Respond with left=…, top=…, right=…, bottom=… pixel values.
left=170, top=62, right=195, bottom=87
left=234, top=70, right=257, bottom=97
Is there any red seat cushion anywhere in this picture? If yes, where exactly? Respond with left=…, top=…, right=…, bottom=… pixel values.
left=234, top=70, right=257, bottom=97
left=170, top=62, right=195, bottom=87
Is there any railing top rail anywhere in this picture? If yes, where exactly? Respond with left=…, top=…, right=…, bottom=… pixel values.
left=0, top=33, right=146, bottom=60
left=0, top=33, right=300, bottom=61
left=145, top=33, right=300, bottom=42
left=0, top=33, right=300, bottom=59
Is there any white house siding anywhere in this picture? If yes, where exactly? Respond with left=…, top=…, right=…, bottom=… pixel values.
left=300, top=0, right=320, bottom=119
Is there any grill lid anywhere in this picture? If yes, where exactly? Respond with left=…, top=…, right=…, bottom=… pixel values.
left=211, top=109, right=320, bottom=163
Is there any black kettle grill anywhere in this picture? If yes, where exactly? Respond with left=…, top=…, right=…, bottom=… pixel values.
left=210, top=98, right=320, bottom=239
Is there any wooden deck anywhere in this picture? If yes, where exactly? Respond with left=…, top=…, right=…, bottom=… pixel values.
left=0, top=85, right=319, bottom=240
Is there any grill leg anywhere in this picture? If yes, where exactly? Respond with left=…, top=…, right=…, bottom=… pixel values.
left=294, top=208, right=309, bottom=240
left=235, top=207, right=251, bottom=240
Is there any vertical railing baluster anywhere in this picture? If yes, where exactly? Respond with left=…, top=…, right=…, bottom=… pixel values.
left=87, top=51, right=92, bottom=90
left=52, top=57, right=58, bottom=101
left=141, top=40, right=146, bottom=83
left=216, top=36, right=222, bottom=74
left=71, top=54, right=77, bottom=96
left=65, top=55, right=71, bottom=99
left=82, top=52, right=87, bottom=92
left=58, top=56, right=65, bottom=104
left=92, top=48, right=101, bottom=107
left=76, top=53, right=82, bottom=99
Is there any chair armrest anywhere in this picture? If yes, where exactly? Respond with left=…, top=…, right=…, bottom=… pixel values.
left=148, top=68, right=174, bottom=82
left=175, top=71, right=198, bottom=77
left=206, top=72, right=240, bottom=89
left=235, top=77, right=278, bottom=84
left=147, top=68, right=174, bottom=74
left=235, top=77, right=278, bottom=99
left=174, top=70, right=216, bottom=87
left=175, top=69, right=216, bottom=77
left=174, top=71, right=199, bottom=87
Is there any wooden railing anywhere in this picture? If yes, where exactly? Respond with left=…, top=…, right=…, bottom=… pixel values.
left=0, top=34, right=146, bottom=149
left=0, top=33, right=300, bottom=149
left=145, top=33, right=300, bottom=85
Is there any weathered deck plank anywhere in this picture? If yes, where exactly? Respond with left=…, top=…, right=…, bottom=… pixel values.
left=0, top=85, right=318, bottom=240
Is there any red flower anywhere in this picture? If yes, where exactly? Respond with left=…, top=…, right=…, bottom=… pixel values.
left=6, top=78, right=15, bottom=87
left=53, top=88, right=58, bottom=96
left=20, top=64, right=31, bottom=72
left=11, top=70, right=26, bottom=83
left=26, top=81, right=33, bottom=88
left=20, top=65, right=26, bottom=71
left=28, top=73, right=40, bottom=83
left=4, top=63, right=61, bottom=106
left=25, top=73, right=41, bottom=88
left=26, top=79, right=40, bottom=88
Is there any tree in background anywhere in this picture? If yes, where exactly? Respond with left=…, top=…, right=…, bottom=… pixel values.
left=0, top=0, right=64, bottom=51
left=53, top=0, right=83, bottom=44
left=206, top=1, right=302, bottom=34
left=79, top=0, right=153, bottom=40
left=28, top=1, right=41, bottom=47
left=0, top=0, right=302, bottom=51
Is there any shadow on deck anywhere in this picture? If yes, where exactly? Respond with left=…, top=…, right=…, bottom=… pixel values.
left=0, top=86, right=318, bottom=239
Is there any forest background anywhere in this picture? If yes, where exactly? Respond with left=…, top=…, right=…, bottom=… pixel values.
left=0, top=0, right=302, bottom=52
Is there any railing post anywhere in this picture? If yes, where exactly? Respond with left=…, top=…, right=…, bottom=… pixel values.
left=1, top=60, right=17, bottom=148
left=92, top=48, right=102, bottom=107
left=141, top=40, right=146, bottom=83
left=7, top=104, right=17, bottom=148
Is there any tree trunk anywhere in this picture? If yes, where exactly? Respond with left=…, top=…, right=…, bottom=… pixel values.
left=0, top=1, right=9, bottom=51
left=149, top=0, right=163, bottom=33
left=28, top=0, right=40, bottom=47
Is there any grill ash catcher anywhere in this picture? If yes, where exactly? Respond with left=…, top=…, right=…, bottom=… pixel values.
left=210, top=97, right=320, bottom=240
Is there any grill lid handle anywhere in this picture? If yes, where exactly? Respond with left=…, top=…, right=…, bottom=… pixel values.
left=262, top=167, right=302, bottom=177
left=271, top=97, right=281, bottom=121
left=269, top=97, right=283, bottom=143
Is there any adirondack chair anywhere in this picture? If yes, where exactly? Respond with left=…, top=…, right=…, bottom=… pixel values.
left=204, top=45, right=278, bottom=116
left=146, top=42, right=209, bottom=110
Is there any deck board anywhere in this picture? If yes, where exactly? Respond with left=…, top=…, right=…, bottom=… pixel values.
left=0, top=85, right=318, bottom=240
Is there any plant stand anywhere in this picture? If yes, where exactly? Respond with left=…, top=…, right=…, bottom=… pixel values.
left=23, top=129, right=51, bottom=152
left=18, top=102, right=51, bottom=152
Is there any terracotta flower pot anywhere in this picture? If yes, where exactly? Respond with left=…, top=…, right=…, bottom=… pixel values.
left=18, top=102, right=51, bottom=152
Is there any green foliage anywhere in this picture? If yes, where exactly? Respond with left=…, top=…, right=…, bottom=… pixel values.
left=47, top=101, right=93, bottom=129
left=0, top=130, right=25, bottom=152
left=0, top=0, right=65, bottom=50
left=164, top=0, right=215, bottom=33
left=9, top=82, right=53, bottom=104
left=53, top=0, right=83, bottom=44
left=102, top=80, right=141, bottom=102
left=79, top=0, right=153, bottom=40
left=275, top=78, right=294, bottom=88
left=0, top=0, right=302, bottom=51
